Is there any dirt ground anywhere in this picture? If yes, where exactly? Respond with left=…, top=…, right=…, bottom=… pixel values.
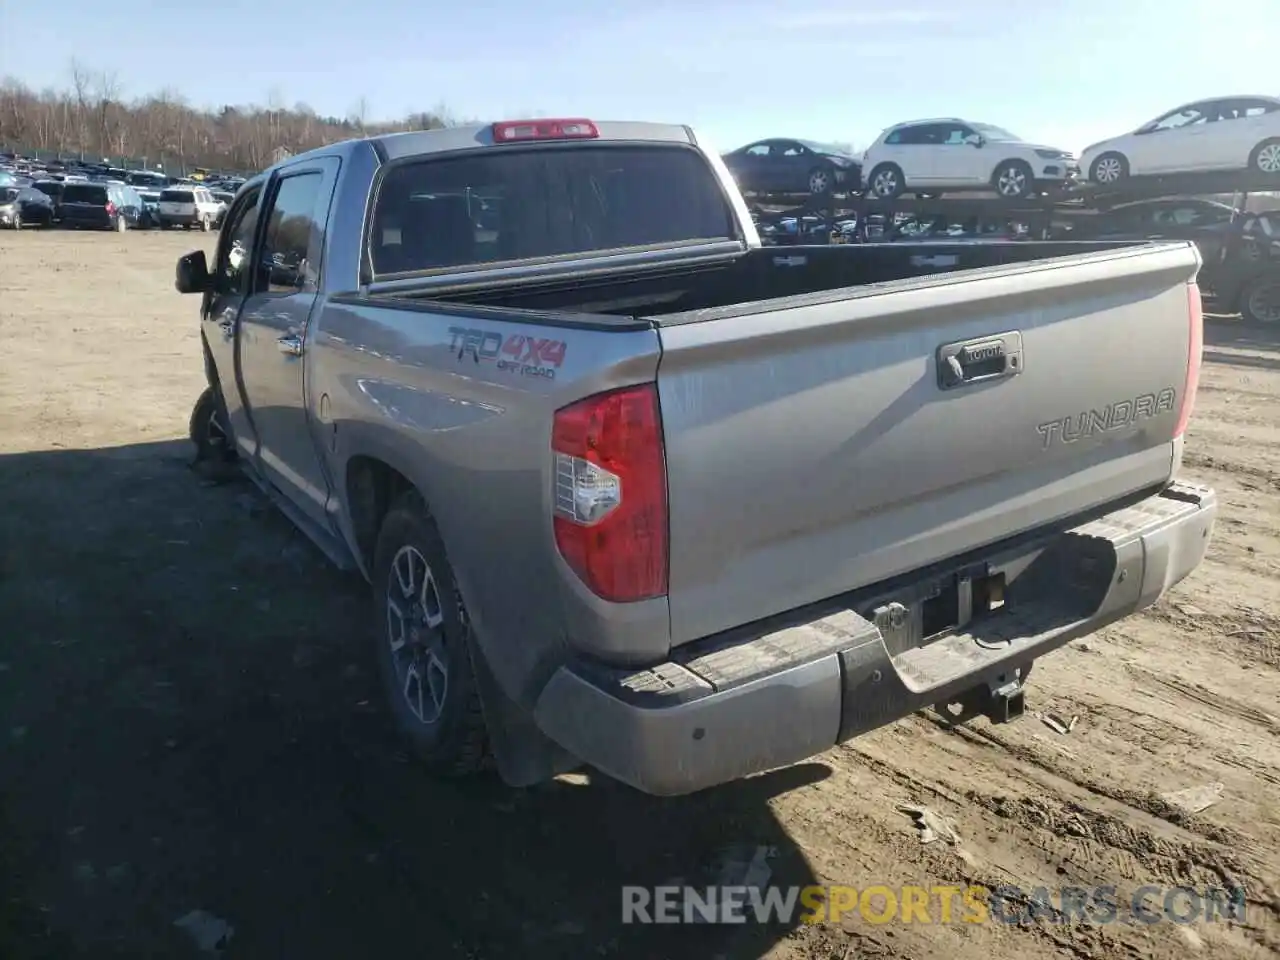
left=0, top=229, right=1277, bottom=960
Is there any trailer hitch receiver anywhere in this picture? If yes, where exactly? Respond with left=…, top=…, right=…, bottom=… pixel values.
left=937, top=671, right=1030, bottom=727
left=987, top=679, right=1025, bottom=724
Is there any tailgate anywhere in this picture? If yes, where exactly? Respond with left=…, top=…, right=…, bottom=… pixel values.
left=655, top=243, right=1200, bottom=645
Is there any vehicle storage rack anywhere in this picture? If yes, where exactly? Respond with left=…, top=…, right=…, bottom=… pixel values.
left=749, top=167, right=1280, bottom=245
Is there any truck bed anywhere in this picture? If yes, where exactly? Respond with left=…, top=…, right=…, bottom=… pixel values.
left=374, top=239, right=1150, bottom=321
left=345, top=238, right=1201, bottom=649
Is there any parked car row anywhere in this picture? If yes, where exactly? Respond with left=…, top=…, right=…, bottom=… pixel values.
left=726, top=94, right=1280, bottom=200
left=1, top=179, right=229, bottom=232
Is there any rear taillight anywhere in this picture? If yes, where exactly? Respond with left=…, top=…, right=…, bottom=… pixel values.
left=552, top=384, right=668, bottom=602
left=104, top=201, right=116, bottom=215
left=1174, top=281, right=1203, bottom=439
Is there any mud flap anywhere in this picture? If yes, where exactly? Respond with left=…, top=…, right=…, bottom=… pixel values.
left=469, top=640, right=581, bottom=787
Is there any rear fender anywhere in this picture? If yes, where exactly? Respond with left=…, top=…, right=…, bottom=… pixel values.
left=337, top=431, right=575, bottom=784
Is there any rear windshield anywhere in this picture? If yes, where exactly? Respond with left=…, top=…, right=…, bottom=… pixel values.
left=61, top=184, right=108, bottom=203
left=369, top=144, right=735, bottom=276
left=1, top=188, right=18, bottom=202
left=32, top=182, right=62, bottom=196
left=161, top=190, right=194, bottom=203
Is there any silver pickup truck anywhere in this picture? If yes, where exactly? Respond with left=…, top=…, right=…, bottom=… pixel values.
left=174, top=118, right=1217, bottom=797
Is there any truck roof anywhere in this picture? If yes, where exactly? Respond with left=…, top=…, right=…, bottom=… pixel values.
left=263, top=120, right=699, bottom=172
left=375, top=120, right=697, bottom=160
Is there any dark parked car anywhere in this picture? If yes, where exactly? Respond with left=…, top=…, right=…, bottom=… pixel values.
left=57, top=182, right=144, bottom=232
left=1058, top=197, right=1280, bottom=269
left=30, top=179, right=65, bottom=219
left=721, top=138, right=861, bottom=196
left=0, top=185, right=56, bottom=228
left=1060, top=198, right=1234, bottom=256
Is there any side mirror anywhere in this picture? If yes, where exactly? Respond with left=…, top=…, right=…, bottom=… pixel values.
left=175, top=249, right=211, bottom=294
left=967, top=135, right=985, bottom=148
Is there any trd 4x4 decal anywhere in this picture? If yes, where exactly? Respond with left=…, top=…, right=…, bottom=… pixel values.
left=447, top=327, right=567, bottom=380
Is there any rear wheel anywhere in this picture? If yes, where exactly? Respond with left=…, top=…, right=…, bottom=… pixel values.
left=372, top=492, right=489, bottom=777
left=1090, top=152, right=1129, bottom=185
left=115, top=215, right=127, bottom=233
left=200, top=214, right=211, bottom=232
left=1240, top=274, right=1280, bottom=324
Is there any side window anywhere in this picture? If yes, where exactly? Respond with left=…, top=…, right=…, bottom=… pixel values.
left=215, top=188, right=262, bottom=295
left=940, top=125, right=971, bottom=145
left=899, top=125, right=941, bottom=146
left=780, top=142, right=804, bottom=157
left=745, top=143, right=771, bottom=157
left=884, top=130, right=902, bottom=145
left=259, top=173, right=324, bottom=294
left=896, top=126, right=928, bottom=145
left=1152, top=106, right=1206, bottom=131
left=1220, top=99, right=1273, bottom=120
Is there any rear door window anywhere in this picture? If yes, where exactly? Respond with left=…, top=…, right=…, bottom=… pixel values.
left=162, top=190, right=194, bottom=203
left=370, top=145, right=735, bottom=276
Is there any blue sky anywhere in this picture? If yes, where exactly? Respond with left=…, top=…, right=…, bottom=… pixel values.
left=1, top=0, right=1277, bottom=154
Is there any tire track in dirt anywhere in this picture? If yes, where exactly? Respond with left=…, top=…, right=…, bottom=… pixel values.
left=1125, top=668, right=1280, bottom=737
left=832, top=735, right=1279, bottom=957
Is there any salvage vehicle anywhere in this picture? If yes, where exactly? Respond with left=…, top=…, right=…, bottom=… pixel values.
left=861, top=118, right=1078, bottom=200
left=174, top=118, right=1217, bottom=797
left=722, top=138, right=861, bottom=196
left=1081, top=96, right=1280, bottom=187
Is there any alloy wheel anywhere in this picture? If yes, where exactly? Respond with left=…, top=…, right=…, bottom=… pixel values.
left=385, top=545, right=449, bottom=725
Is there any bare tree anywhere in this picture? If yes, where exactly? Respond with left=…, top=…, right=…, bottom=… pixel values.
left=349, top=96, right=370, bottom=135
left=68, top=59, right=92, bottom=155
left=0, top=64, right=473, bottom=174
left=92, top=70, right=124, bottom=159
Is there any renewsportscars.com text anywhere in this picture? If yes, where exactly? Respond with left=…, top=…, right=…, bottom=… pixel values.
left=621, top=884, right=1248, bottom=926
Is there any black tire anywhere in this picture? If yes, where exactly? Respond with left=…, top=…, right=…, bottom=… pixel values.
left=867, top=163, right=905, bottom=199
left=1090, top=151, right=1129, bottom=186
left=992, top=160, right=1035, bottom=199
left=1248, top=138, right=1280, bottom=178
left=115, top=215, right=127, bottom=233
left=1239, top=274, right=1280, bottom=325
left=188, top=385, right=236, bottom=463
left=11, top=215, right=19, bottom=231
left=372, top=491, right=489, bottom=777
left=200, top=215, right=211, bottom=232
left=807, top=166, right=833, bottom=196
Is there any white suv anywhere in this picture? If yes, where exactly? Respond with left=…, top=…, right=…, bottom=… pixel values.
left=861, top=118, right=1078, bottom=200
left=158, top=186, right=222, bottom=231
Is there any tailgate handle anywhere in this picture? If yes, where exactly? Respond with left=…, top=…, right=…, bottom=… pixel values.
left=937, top=332, right=1023, bottom=390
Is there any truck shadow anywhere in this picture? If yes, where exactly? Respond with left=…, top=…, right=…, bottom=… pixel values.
left=0, top=440, right=826, bottom=960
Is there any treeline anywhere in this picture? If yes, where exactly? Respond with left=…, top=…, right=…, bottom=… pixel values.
left=0, top=62, right=455, bottom=174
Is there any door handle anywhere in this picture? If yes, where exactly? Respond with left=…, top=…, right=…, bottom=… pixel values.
left=277, top=334, right=303, bottom=356
left=937, top=332, right=1023, bottom=390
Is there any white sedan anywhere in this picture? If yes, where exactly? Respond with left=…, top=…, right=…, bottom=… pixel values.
left=1081, top=96, right=1280, bottom=186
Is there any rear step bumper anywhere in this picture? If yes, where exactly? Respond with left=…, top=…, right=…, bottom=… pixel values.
left=532, top=481, right=1217, bottom=797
